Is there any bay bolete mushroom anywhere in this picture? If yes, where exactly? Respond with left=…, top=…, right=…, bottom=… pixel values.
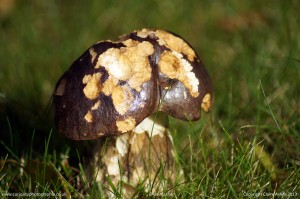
left=53, top=28, right=213, bottom=196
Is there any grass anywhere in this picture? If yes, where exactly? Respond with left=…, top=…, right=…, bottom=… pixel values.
left=1, top=0, right=300, bottom=198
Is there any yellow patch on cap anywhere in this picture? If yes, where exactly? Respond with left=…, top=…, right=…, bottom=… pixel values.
left=112, top=85, right=134, bottom=115
left=84, top=111, right=93, bottom=123
left=156, top=29, right=196, bottom=62
left=96, top=40, right=154, bottom=92
left=201, top=93, right=211, bottom=112
left=102, top=77, right=118, bottom=96
left=158, top=51, right=199, bottom=98
left=125, top=40, right=154, bottom=91
left=82, top=72, right=102, bottom=100
left=97, top=48, right=133, bottom=80
left=136, top=28, right=156, bottom=38
left=89, top=48, right=98, bottom=63
left=91, top=100, right=101, bottom=110
left=116, top=117, right=136, bottom=133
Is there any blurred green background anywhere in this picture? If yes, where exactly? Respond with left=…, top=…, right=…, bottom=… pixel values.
left=0, top=0, right=299, bottom=195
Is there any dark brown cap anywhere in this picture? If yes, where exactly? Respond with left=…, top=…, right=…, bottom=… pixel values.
left=53, top=29, right=213, bottom=140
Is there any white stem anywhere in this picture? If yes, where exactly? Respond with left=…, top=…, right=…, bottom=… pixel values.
left=87, top=112, right=177, bottom=197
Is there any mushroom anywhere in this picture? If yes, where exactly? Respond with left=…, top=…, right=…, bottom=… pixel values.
left=53, top=28, right=213, bottom=196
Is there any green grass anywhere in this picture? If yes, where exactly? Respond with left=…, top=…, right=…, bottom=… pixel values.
left=1, top=0, right=300, bottom=198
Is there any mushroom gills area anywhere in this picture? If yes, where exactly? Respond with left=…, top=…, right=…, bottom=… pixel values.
left=87, top=112, right=179, bottom=196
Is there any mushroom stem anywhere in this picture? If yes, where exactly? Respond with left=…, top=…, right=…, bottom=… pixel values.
left=87, top=112, right=178, bottom=196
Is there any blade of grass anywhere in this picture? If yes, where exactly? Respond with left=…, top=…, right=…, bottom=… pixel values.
left=43, top=129, right=53, bottom=185
left=6, top=117, right=13, bottom=148
left=259, top=80, right=283, bottom=134
left=29, top=129, right=36, bottom=160
left=0, top=140, right=19, bottom=161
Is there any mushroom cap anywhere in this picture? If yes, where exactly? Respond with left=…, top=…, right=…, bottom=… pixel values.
left=53, top=28, right=213, bottom=140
